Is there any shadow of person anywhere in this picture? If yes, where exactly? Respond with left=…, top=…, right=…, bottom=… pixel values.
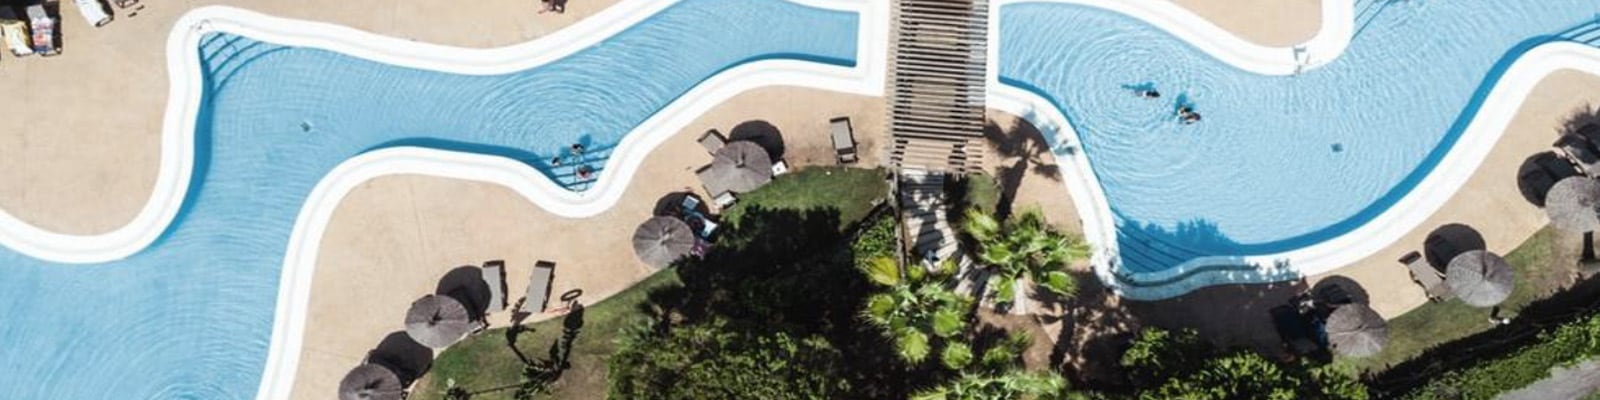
left=437, top=265, right=492, bottom=322
left=367, top=331, right=435, bottom=386
left=729, top=120, right=785, bottom=160
left=1517, top=151, right=1581, bottom=207
left=1424, top=223, right=1487, bottom=271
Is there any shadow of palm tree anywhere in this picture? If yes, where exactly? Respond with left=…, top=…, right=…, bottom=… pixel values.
left=983, top=116, right=1063, bottom=220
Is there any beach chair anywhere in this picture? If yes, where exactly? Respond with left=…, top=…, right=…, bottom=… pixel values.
left=712, top=191, right=737, bottom=209
left=1400, top=251, right=1451, bottom=301
left=521, top=261, right=556, bottom=314
left=482, top=260, right=507, bottom=314
left=830, top=117, right=858, bottom=164
left=114, top=0, right=139, bottom=9
left=770, top=160, right=789, bottom=176
left=25, top=5, right=58, bottom=56
left=73, top=0, right=111, bottom=28
left=698, top=129, right=726, bottom=154
left=0, top=9, right=31, bottom=57
left=1556, top=134, right=1600, bottom=176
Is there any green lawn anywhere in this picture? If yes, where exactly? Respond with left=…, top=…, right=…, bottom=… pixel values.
left=413, top=166, right=889, bottom=399
left=721, top=167, right=887, bottom=229
left=412, top=270, right=680, bottom=400
left=1346, top=227, right=1571, bottom=372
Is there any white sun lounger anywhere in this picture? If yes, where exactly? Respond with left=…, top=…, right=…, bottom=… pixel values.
left=1400, top=251, right=1450, bottom=301
left=73, top=0, right=111, bottom=28
left=0, top=9, right=31, bottom=57
left=482, top=260, right=506, bottom=314
left=521, top=261, right=556, bottom=314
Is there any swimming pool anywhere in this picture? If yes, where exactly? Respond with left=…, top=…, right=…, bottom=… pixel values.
left=0, top=0, right=858, bottom=398
left=998, top=1, right=1600, bottom=276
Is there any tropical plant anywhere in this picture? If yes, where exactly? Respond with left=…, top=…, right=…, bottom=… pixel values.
left=962, top=209, right=1091, bottom=305
left=1122, top=328, right=1369, bottom=400
left=912, top=370, right=1070, bottom=400
left=607, top=319, right=851, bottom=400
left=860, top=256, right=975, bottom=367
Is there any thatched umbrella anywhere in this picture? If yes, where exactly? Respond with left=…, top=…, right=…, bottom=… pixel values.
left=404, top=294, right=472, bottom=349
left=1446, top=250, right=1514, bottom=308
left=701, top=141, right=773, bottom=193
left=1325, top=303, right=1387, bottom=357
left=339, top=363, right=403, bottom=400
left=1546, top=176, right=1600, bottom=261
left=632, top=216, right=696, bottom=269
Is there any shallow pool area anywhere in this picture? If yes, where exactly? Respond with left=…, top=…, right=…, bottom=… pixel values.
left=998, top=0, right=1600, bottom=275
left=0, top=0, right=858, bottom=397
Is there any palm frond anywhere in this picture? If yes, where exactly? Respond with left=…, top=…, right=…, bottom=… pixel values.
left=860, top=256, right=902, bottom=287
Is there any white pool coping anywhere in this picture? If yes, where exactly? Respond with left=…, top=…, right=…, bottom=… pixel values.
left=990, top=0, right=1600, bottom=299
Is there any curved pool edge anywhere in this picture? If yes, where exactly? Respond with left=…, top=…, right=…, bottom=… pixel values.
left=250, top=1, right=889, bottom=399
left=986, top=0, right=1354, bottom=82
left=998, top=42, right=1600, bottom=300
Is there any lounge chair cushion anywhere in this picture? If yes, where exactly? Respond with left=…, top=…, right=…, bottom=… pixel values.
left=482, top=261, right=507, bottom=313
left=522, top=261, right=556, bottom=314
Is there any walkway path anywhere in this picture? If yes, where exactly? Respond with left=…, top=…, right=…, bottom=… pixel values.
left=1499, top=358, right=1600, bottom=400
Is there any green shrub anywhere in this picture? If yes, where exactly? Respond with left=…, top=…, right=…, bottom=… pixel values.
left=851, top=212, right=898, bottom=266
left=1403, top=313, right=1600, bottom=399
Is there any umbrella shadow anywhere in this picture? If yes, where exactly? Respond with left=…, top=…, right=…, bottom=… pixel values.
left=366, top=331, right=434, bottom=386
left=729, top=120, right=785, bottom=160
left=653, top=191, right=710, bottom=217
left=1424, top=223, right=1487, bottom=271
left=1517, top=151, right=1581, bottom=207
left=436, top=265, right=491, bottom=323
left=1311, top=275, right=1370, bottom=307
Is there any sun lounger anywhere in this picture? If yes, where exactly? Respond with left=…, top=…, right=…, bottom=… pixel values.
left=25, top=5, right=58, bottom=56
left=1557, top=134, right=1600, bottom=176
left=521, top=261, right=556, bottom=314
left=0, top=9, right=31, bottom=57
left=1270, top=304, right=1322, bottom=357
left=712, top=191, right=736, bottom=209
left=114, top=0, right=139, bottom=9
left=830, top=117, right=858, bottom=164
left=482, top=260, right=507, bottom=314
left=698, top=129, right=726, bottom=154
left=73, top=0, right=112, bottom=28
left=1400, top=251, right=1451, bottom=301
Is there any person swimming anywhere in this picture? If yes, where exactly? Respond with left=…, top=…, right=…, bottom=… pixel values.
left=1137, top=89, right=1161, bottom=99
left=1178, top=106, right=1201, bottom=125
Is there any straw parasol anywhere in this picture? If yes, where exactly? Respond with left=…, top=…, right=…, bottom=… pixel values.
left=1325, top=303, right=1387, bottom=358
left=1546, top=176, right=1600, bottom=233
left=632, top=216, right=696, bottom=269
left=1446, top=250, right=1514, bottom=308
left=703, top=141, right=773, bottom=193
left=339, top=363, right=403, bottom=400
left=404, top=294, right=472, bottom=349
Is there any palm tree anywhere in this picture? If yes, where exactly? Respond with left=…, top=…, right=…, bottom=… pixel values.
left=860, top=256, right=974, bottom=367
left=912, top=369, right=1070, bottom=400
left=962, top=209, right=1090, bottom=307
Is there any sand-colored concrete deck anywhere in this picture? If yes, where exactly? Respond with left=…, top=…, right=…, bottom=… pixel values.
left=291, top=86, right=884, bottom=398
left=1172, top=0, right=1322, bottom=47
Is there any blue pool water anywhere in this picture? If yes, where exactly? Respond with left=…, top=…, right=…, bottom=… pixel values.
left=0, top=0, right=857, bottom=398
left=999, top=1, right=1600, bottom=274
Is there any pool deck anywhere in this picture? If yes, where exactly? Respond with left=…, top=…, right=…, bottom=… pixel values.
left=291, top=86, right=885, bottom=398
left=1172, top=0, right=1322, bottom=47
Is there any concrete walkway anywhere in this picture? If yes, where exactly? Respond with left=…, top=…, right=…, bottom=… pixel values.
left=1499, top=358, right=1600, bottom=400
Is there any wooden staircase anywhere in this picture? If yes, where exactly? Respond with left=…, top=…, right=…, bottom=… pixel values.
left=885, top=0, right=989, bottom=175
